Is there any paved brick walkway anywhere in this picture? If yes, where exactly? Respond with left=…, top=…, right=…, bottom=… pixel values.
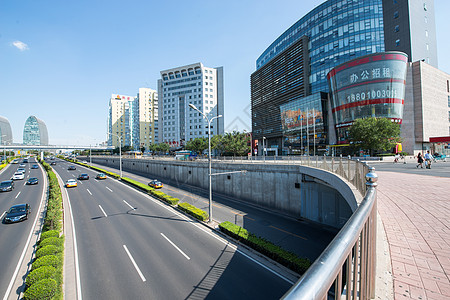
left=377, top=171, right=450, bottom=300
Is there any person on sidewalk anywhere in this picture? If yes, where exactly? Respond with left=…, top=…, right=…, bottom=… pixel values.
left=424, top=150, right=433, bottom=169
left=416, top=152, right=424, bottom=168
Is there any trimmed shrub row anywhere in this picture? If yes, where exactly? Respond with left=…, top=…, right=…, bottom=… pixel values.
left=219, top=221, right=312, bottom=275
left=178, top=202, right=209, bottom=222
left=23, top=159, right=65, bottom=300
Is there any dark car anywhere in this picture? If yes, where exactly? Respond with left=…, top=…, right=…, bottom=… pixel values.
left=78, top=173, right=89, bottom=180
left=31, top=164, right=39, bottom=169
left=26, top=177, right=39, bottom=185
left=0, top=180, right=14, bottom=192
left=3, top=204, right=31, bottom=223
left=68, top=165, right=76, bottom=170
left=50, top=162, right=56, bottom=165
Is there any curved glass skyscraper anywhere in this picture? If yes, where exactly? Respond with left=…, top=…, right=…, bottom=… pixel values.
left=23, top=116, right=49, bottom=146
left=0, top=116, right=13, bottom=145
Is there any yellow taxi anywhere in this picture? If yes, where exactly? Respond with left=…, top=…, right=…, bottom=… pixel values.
left=96, top=173, right=107, bottom=180
left=66, top=179, right=77, bottom=188
left=148, top=180, right=163, bottom=189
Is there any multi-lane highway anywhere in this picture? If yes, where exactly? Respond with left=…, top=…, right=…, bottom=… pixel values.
left=0, top=157, right=46, bottom=299
left=52, top=159, right=294, bottom=299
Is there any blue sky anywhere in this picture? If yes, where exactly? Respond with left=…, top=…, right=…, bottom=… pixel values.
left=1, top=0, right=449, bottom=146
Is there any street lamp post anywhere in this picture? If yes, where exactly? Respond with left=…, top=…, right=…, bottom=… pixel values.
left=108, top=133, right=122, bottom=178
left=189, top=103, right=222, bottom=223
left=263, top=136, right=266, bottom=162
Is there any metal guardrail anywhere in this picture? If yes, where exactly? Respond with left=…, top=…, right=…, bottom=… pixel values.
left=281, top=167, right=378, bottom=300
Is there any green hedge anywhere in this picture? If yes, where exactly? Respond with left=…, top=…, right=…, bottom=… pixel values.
left=219, top=221, right=312, bottom=275
left=25, top=266, right=56, bottom=288
left=178, top=202, right=209, bottom=221
left=40, top=230, right=60, bottom=240
left=32, top=255, right=60, bottom=270
left=23, top=278, right=57, bottom=300
left=36, top=245, right=61, bottom=258
left=38, top=236, right=64, bottom=249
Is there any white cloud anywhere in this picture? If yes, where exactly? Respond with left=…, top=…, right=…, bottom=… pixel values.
left=11, top=41, right=29, bottom=51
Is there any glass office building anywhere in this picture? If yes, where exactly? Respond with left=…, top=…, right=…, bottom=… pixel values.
left=0, top=116, right=13, bottom=145
left=23, top=116, right=49, bottom=146
left=256, top=0, right=385, bottom=94
left=280, top=93, right=328, bottom=155
left=328, top=52, right=408, bottom=143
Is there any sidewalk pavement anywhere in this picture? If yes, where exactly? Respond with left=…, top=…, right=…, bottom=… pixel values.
left=377, top=171, right=450, bottom=300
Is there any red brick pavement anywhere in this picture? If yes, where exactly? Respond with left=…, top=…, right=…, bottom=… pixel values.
left=377, top=171, right=450, bottom=300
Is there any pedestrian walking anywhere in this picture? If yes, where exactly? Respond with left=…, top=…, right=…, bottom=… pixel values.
left=424, top=150, right=433, bottom=169
left=416, top=152, right=424, bottom=168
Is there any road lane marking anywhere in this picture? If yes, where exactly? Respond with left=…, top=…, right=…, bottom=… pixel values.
left=15, top=191, right=21, bottom=199
left=98, top=205, right=107, bottom=217
left=86, top=189, right=92, bottom=196
left=113, top=173, right=295, bottom=285
left=269, top=225, right=307, bottom=240
left=123, top=200, right=135, bottom=210
left=160, top=233, right=191, bottom=260
left=0, top=211, right=5, bottom=219
left=123, top=245, right=146, bottom=282
left=105, top=187, right=113, bottom=193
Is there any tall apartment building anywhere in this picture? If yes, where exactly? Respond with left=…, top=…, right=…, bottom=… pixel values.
left=108, top=90, right=159, bottom=150
left=108, top=94, right=135, bottom=148
left=136, top=88, right=158, bottom=149
left=158, top=62, right=224, bottom=147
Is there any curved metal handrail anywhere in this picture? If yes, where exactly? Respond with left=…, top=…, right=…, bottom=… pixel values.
left=282, top=167, right=378, bottom=300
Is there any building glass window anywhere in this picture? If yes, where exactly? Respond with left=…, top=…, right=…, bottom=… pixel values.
left=395, top=25, right=399, bottom=32
left=394, top=11, right=399, bottom=18
left=395, top=39, right=400, bottom=46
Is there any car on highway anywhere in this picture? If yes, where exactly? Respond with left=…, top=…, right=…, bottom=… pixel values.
left=78, top=173, right=89, bottom=180
left=66, top=179, right=77, bottom=188
left=11, top=172, right=25, bottom=180
left=68, top=165, right=76, bottom=170
left=11, top=159, right=19, bottom=164
left=31, top=164, right=39, bottom=169
left=148, top=180, right=163, bottom=189
left=0, top=180, right=14, bottom=192
left=3, top=204, right=31, bottom=224
left=19, top=163, right=26, bottom=167
left=17, top=168, right=26, bottom=173
left=96, top=173, right=107, bottom=180
left=50, top=162, right=56, bottom=165
left=26, top=177, right=39, bottom=185
left=22, top=159, right=28, bottom=163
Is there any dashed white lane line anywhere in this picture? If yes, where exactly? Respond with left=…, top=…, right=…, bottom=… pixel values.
left=123, top=200, right=135, bottom=210
left=86, top=189, right=92, bottom=196
left=98, top=205, right=107, bottom=217
left=160, top=233, right=191, bottom=260
left=15, top=191, right=21, bottom=199
left=0, top=211, right=6, bottom=220
left=123, top=245, right=146, bottom=282
left=105, top=187, right=113, bottom=193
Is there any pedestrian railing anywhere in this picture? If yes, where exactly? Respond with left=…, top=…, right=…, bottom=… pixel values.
left=281, top=167, right=378, bottom=300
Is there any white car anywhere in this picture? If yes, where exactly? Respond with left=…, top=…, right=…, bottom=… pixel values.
left=17, top=168, right=26, bottom=173
left=11, top=172, right=25, bottom=180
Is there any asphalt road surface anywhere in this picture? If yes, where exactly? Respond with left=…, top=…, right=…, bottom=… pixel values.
left=0, top=157, right=46, bottom=299
left=52, top=160, right=294, bottom=299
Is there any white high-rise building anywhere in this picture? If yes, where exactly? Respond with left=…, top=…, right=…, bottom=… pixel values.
left=136, top=88, right=158, bottom=149
left=108, top=94, right=136, bottom=148
left=108, top=90, right=159, bottom=151
left=158, top=62, right=224, bottom=147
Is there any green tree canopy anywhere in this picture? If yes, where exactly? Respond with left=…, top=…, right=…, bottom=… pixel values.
left=348, top=117, right=401, bottom=155
left=221, top=131, right=251, bottom=156
left=184, top=137, right=207, bottom=154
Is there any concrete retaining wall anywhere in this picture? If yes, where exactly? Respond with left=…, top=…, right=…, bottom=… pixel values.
left=89, top=157, right=360, bottom=229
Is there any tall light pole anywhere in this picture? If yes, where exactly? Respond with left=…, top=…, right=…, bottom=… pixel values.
left=189, top=103, right=222, bottom=223
left=108, top=133, right=122, bottom=178
left=263, top=136, right=266, bottom=161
